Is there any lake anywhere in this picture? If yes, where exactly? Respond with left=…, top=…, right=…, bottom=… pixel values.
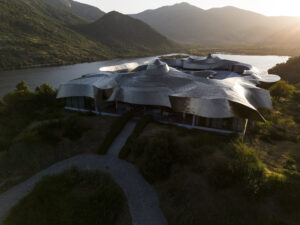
left=0, top=54, right=289, bottom=99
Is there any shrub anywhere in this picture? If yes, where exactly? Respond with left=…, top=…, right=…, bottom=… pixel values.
left=4, top=168, right=130, bottom=225
left=34, top=83, right=57, bottom=107
left=62, top=117, right=89, bottom=141
left=284, top=158, right=296, bottom=170
left=16, top=80, right=30, bottom=92
left=293, top=90, right=300, bottom=103
left=270, top=80, right=295, bottom=100
left=140, top=131, right=181, bottom=183
left=252, top=115, right=296, bottom=141
left=208, top=141, right=266, bottom=196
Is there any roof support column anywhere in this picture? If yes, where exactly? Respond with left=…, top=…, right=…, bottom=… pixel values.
left=242, top=119, right=249, bottom=135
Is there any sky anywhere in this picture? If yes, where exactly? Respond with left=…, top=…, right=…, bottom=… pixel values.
left=75, top=0, right=300, bottom=16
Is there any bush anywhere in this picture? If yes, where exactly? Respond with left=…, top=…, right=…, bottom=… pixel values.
left=98, top=112, right=133, bottom=154
left=208, top=141, right=266, bottom=196
left=140, top=131, right=181, bottom=183
left=62, top=117, right=89, bottom=141
left=252, top=114, right=296, bottom=141
left=4, top=168, right=130, bottom=225
left=293, top=90, right=300, bottom=103
left=16, top=80, right=30, bottom=92
left=284, top=158, right=297, bottom=170
left=119, top=115, right=153, bottom=159
left=34, top=83, right=57, bottom=107
left=270, top=80, right=295, bottom=100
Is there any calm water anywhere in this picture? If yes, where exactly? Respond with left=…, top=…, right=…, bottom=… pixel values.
left=0, top=54, right=289, bottom=99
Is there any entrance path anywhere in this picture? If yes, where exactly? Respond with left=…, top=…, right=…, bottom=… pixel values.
left=0, top=120, right=167, bottom=225
left=108, top=120, right=137, bottom=156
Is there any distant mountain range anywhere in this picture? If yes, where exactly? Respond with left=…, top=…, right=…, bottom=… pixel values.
left=43, top=0, right=105, bottom=20
left=131, top=2, right=300, bottom=47
left=1, top=0, right=300, bottom=71
left=0, top=0, right=176, bottom=71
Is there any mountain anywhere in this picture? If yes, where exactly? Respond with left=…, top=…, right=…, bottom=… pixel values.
left=77, top=11, right=177, bottom=55
left=0, top=1, right=178, bottom=71
left=262, top=24, right=300, bottom=48
left=43, top=0, right=105, bottom=21
left=0, top=0, right=112, bottom=71
left=131, top=2, right=300, bottom=46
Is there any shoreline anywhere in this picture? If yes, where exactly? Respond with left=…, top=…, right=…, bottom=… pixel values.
left=0, top=50, right=293, bottom=73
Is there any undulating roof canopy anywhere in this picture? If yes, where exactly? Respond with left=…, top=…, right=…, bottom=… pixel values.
left=57, top=55, right=281, bottom=121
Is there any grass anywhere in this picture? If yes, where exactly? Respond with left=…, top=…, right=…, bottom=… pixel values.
left=3, top=168, right=131, bottom=225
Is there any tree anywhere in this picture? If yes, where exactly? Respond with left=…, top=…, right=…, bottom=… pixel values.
left=35, top=84, right=57, bottom=106
left=16, top=80, right=30, bottom=92
left=270, top=80, right=295, bottom=100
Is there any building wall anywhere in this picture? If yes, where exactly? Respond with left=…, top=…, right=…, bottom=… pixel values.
left=65, top=99, right=247, bottom=134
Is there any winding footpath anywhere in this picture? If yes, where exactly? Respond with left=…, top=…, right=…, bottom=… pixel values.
left=0, top=121, right=167, bottom=225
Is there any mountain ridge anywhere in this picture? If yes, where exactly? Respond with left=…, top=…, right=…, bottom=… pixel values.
left=131, top=2, right=300, bottom=46
left=77, top=11, right=177, bottom=56
left=43, top=0, right=105, bottom=20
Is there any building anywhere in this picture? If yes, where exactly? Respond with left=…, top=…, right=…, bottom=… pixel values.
left=57, top=55, right=281, bottom=135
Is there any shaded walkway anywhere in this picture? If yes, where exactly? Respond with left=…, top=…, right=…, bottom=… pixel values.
left=108, top=120, right=137, bottom=156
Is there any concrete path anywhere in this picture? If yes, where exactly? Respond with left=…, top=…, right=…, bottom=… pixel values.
left=0, top=120, right=168, bottom=225
left=108, top=120, right=137, bottom=156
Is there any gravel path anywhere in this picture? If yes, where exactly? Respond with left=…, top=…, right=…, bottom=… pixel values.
left=108, top=120, right=137, bottom=156
left=0, top=121, right=168, bottom=225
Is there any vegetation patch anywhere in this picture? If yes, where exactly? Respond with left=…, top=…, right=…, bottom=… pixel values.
left=0, top=82, right=116, bottom=193
left=269, top=56, right=300, bottom=84
left=122, top=115, right=300, bottom=225
left=3, top=168, right=131, bottom=225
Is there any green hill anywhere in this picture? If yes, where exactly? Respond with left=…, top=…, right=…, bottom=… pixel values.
left=0, top=0, right=113, bottom=71
left=77, top=11, right=177, bottom=56
left=43, top=0, right=105, bottom=21
left=0, top=1, right=179, bottom=71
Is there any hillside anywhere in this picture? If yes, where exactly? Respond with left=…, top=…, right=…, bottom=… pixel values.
left=262, top=24, right=300, bottom=50
left=269, top=57, right=300, bottom=84
left=77, top=11, right=177, bottom=56
left=0, top=0, right=113, bottom=71
left=43, top=0, right=105, bottom=21
left=131, top=2, right=300, bottom=46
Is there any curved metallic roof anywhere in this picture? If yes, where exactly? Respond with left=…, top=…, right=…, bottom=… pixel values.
left=57, top=55, right=281, bottom=121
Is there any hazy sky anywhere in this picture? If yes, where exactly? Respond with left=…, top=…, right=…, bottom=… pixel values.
left=75, top=0, right=300, bottom=16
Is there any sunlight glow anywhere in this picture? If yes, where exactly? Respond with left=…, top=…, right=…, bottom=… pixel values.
left=75, top=0, right=300, bottom=16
